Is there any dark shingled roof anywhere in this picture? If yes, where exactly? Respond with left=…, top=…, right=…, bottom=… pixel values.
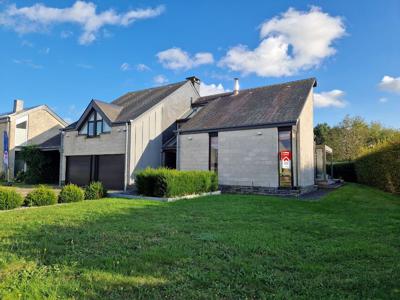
left=38, top=134, right=62, bottom=149
left=180, top=78, right=316, bottom=133
left=111, top=81, right=186, bottom=122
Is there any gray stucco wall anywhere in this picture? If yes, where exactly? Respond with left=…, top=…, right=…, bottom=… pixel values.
left=178, top=128, right=279, bottom=187
left=127, top=81, right=199, bottom=185
left=178, top=132, right=209, bottom=171
left=219, top=128, right=279, bottom=187
left=297, top=89, right=315, bottom=187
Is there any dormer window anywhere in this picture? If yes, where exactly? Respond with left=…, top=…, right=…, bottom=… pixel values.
left=79, top=110, right=111, bottom=137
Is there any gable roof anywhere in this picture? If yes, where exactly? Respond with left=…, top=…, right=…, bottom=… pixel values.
left=66, top=81, right=188, bottom=131
left=179, top=78, right=316, bottom=133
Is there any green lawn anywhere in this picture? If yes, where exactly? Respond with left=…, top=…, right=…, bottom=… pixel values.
left=0, top=184, right=399, bottom=299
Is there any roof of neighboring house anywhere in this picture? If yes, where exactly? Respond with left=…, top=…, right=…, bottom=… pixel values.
left=0, top=105, right=40, bottom=120
left=0, top=105, right=68, bottom=127
left=66, top=81, right=188, bottom=131
left=38, top=134, right=62, bottom=150
left=179, top=78, right=317, bottom=133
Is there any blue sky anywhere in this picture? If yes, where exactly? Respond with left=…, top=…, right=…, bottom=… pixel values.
left=0, top=0, right=399, bottom=127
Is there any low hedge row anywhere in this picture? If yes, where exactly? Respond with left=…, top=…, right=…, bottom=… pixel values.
left=355, top=139, right=400, bottom=194
left=327, top=162, right=357, bottom=182
left=0, top=182, right=107, bottom=210
left=136, top=168, right=218, bottom=197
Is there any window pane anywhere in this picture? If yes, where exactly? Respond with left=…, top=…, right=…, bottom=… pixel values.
left=88, top=122, right=95, bottom=136
left=96, top=112, right=103, bottom=120
left=96, top=121, right=103, bottom=134
left=279, top=130, right=292, bottom=187
left=210, top=135, right=218, bottom=172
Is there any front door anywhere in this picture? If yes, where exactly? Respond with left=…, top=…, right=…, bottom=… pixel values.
left=278, top=128, right=293, bottom=188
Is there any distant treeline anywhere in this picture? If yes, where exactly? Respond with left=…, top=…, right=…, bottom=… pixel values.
left=314, top=115, right=400, bottom=162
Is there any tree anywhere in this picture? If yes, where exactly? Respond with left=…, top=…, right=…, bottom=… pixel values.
left=314, top=115, right=400, bottom=162
left=314, top=123, right=331, bottom=145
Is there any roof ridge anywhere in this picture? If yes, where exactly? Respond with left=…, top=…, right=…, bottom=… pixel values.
left=197, top=77, right=316, bottom=100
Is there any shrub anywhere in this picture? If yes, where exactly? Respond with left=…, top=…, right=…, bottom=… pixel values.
left=24, top=185, right=58, bottom=207
left=327, top=161, right=357, bottom=182
left=355, top=138, right=400, bottom=194
left=85, top=182, right=107, bottom=200
left=0, top=187, right=24, bottom=210
left=59, top=184, right=84, bottom=203
left=135, top=168, right=218, bottom=197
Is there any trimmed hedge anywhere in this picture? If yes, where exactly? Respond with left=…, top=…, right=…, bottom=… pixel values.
left=327, top=162, right=357, bottom=182
left=24, top=185, right=58, bottom=207
left=135, top=168, right=218, bottom=197
left=85, top=182, right=107, bottom=200
left=59, top=184, right=85, bottom=203
left=0, top=187, right=24, bottom=210
left=355, top=139, right=400, bottom=194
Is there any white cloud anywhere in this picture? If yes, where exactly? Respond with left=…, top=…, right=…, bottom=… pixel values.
left=314, top=90, right=347, bottom=108
left=39, top=47, right=50, bottom=54
left=136, top=63, right=151, bottom=72
left=379, top=75, right=400, bottom=94
left=0, top=2, right=165, bottom=45
left=153, top=75, right=168, bottom=85
left=157, top=48, right=214, bottom=70
left=120, top=62, right=131, bottom=71
left=13, top=59, right=43, bottom=69
left=219, top=7, right=345, bottom=77
left=379, top=97, right=388, bottom=103
left=200, top=82, right=229, bottom=96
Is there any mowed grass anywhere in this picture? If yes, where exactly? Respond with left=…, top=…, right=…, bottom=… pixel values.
left=0, top=184, right=399, bottom=299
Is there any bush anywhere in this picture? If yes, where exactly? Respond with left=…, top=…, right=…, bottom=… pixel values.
left=85, top=182, right=107, bottom=200
left=327, top=161, right=357, bottom=182
left=135, top=168, right=218, bottom=197
left=24, top=185, right=58, bottom=207
left=0, top=187, right=24, bottom=210
left=59, top=184, right=84, bottom=203
left=355, top=138, right=400, bottom=194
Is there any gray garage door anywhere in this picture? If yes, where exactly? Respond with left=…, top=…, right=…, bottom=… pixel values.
left=66, top=155, right=125, bottom=190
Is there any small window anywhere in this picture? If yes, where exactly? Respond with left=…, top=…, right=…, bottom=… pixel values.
left=209, top=133, right=218, bottom=173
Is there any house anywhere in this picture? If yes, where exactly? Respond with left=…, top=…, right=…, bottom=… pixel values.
left=0, top=100, right=68, bottom=182
left=61, top=76, right=317, bottom=194
left=60, top=78, right=200, bottom=190
left=177, top=78, right=317, bottom=195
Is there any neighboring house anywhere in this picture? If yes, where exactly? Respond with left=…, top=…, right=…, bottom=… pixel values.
left=0, top=100, right=68, bottom=181
left=177, top=78, right=317, bottom=194
left=60, top=78, right=200, bottom=190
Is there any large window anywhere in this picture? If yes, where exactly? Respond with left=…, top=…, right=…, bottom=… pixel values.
left=209, top=133, right=218, bottom=172
left=79, top=110, right=111, bottom=137
left=278, top=128, right=293, bottom=188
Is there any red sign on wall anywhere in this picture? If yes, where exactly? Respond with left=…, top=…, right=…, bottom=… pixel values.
left=280, top=151, right=292, bottom=169
left=280, top=151, right=292, bottom=160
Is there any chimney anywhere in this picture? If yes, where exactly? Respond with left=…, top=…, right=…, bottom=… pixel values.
left=13, top=99, right=24, bottom=113
left=233, top=78, right=240, bottom=95
left=186, top=76, right=201, bottom=94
